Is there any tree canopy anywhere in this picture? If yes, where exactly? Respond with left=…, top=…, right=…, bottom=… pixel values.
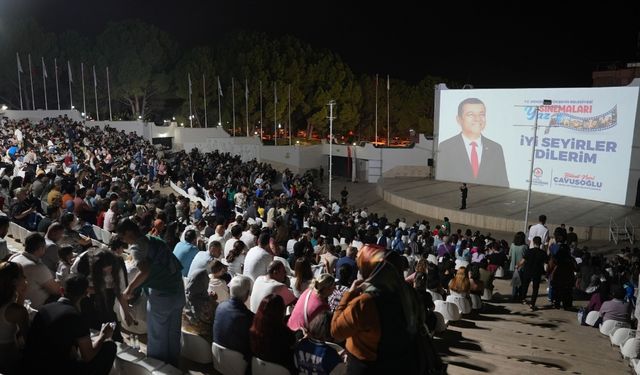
left=0, top=18, right=454, bottom=138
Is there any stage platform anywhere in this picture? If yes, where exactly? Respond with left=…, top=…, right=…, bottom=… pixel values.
left=377, top=177, right=640, bottom=242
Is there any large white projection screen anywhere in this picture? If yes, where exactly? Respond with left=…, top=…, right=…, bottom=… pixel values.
left=435, top=87, right=639, bottom=205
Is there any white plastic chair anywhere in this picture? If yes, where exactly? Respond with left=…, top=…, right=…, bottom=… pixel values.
left=470, top=294, right=482, bottom=310
left=117, top=359, right=152, bottom=375
left=495, top=267, right=505, bottom=278
left=116, top=347, right=149, bottom=375
left=212, top=342, right=248, bottom=375
left=93, top=225, right=103, bottom=241
left=599, top=319, right=630, bottom=336
left=117, top=295, right=148, bottom=335
left=446, top=291, right=471, bottom=315
left=433, top=311, right=448, bottom=334
left=102, top=229, right=112, bottom=244
left=481, top=288, right=493, bottom=301
left=152, top=363, right=184, bottom=375
left=611, top=327, right=635, bottom=347
left=426, top=289, right=443, bottom=301
left=181, top=330, right=213, bottom=364
left=622, top=338, right=640, bottom=359
left=585, top=310, right=600, bottom=326
left=252, top=357, right=290, bottom=375
left=135, top=357, right=166, bottom=372
left=434, top=300, right=461, bottom=322
left=634, top=358, right=640, bottom=375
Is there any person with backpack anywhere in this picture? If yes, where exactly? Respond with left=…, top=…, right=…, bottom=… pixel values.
left=118, top=218, right=185, bottom=367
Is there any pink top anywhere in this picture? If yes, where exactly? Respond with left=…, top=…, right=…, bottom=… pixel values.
left=287, top=288, right=329, bottom=332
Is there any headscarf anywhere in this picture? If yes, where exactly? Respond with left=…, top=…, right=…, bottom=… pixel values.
left=357, top=244, right=422, bottom=335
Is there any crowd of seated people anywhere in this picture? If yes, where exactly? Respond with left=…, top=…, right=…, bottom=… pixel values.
left=0, top=115, right=630, bottom=374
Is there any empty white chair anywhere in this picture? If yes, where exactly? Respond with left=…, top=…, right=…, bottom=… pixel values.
left=252, top=357, right=290, bottom=375
left=481, top=288, right=493, bottom=301
left=102, top=229, right=112, bottom=244
left=212, top=342, right=248, bottom=375
left=433, top=311, right=448, bottom=334
left=446, top=291, right=471, bottom=315
left=117, top=295, right=148, bottom=335
left=426, top=289, right=443, bottom=301
left=434, top=300, right=461, bottom=322
left=611, top=327, right=635, bottom=347
left=585, top=310, right=600, bottom=327
left=93, top=225, right=103, bottom=241
left=470, top=294, right=482, bottom=310
left=181, top=330, right=213, bottom=364
left=622, top=338, right=640, bottom=359
left=495, top=267, right=505, bottom=278
left=599, top=319, right=630, bottom=336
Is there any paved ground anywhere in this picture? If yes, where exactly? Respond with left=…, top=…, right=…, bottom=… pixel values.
left=435, top=277, right=631, bottom=375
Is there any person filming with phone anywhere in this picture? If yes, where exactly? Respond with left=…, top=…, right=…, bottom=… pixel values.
left=23, top=275, right=117, bottom=374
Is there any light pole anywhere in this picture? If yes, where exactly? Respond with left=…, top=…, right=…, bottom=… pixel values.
left=524, top=99, right=552, bottom=233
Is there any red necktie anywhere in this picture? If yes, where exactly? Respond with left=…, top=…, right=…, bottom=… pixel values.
left=470, top=141, right=479, bottom=178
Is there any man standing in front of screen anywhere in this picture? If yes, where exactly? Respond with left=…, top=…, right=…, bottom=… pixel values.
left=438, top=97, right=509, bottom=187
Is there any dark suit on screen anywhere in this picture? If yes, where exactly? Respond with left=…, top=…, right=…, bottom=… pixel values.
left=437, top=133, right=509, bottom=187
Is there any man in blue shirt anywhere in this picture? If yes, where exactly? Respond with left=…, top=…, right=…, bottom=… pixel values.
left=173, top=229, right=200, bottom=277
left=335, top=247, right=357, bottom=284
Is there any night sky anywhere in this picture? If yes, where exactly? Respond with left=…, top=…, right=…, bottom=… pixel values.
left=4, top=0, right=640, bottom=88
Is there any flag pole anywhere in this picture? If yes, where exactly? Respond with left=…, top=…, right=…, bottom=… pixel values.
left=54, top=58, right=60, bottom=110
left=274, top=82, right=277, bottom=145
left=67, top=61, right=73, bottom=110
left=42, top=57, right=48, bottom=110
left=106, top=67, right=112, bottom=121
left=245, top=78, right=249, bottom=136
left=217, top=76, right=222, bottom=128
left=375, top=74, right=378, bottom=143
left=16, top=53, right=23, bottom=110
left=288, top=84, right=291, bottom=146
left=28, top=54, right=35, bottom=110
left=93, top=65, right=99, bottom=121
left=232, top=77, right=236, bottom=136
left=188, top=73, right=193, bottom=127
left=259, top=80, right=263, bottom=139
left=386, top=74, right=390, bottom=146
left=203, top=74, right=207, bottom=128
left=81, top=63, right=86, bottom=118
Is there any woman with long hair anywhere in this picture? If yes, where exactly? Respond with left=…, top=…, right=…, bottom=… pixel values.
left=226, top=240, right=247, bottom=276
left=448, top=266, right=472, bottom=314
left=250, top=294, right=296, bottom=372
left=0, top=262, right=28, bottom=374
left=291, top=257, right=314, bottom=298
left=75, top=248, right=132, bottom=342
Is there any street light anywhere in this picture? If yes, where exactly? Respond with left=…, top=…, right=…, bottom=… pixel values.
left=524, top=99, right=552, bottom=233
